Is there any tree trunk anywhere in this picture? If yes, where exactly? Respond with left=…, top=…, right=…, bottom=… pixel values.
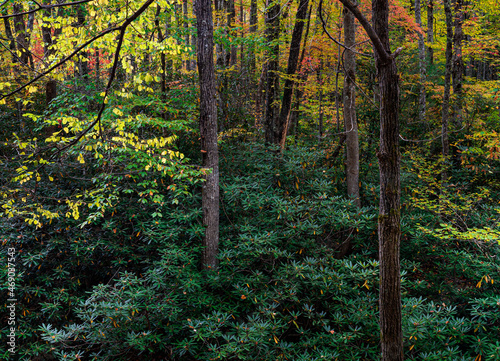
left=426, top=0, right=434, bottom=64
left=13, top=3, right=30, bottom=66
left=371, top=0, right=403, bottom=357
left=215, top=0, right=227, bottom=67
left=264, top=0, right=280, bottom=145
left=452, top=0, right=464, bottom=127
left=277, top=0, right=309, bottom=147
left=228, top=0, right=237, bottom=66
left=442, top=0, right=453, bottom=181
left=343, top=3, right=360, bottom=208
left=195, top=0, right=220, bottom=270
left=288, top=5, right=312, bottom=137
left=415, top=0, right=426, bottom=122
left=249, top=0, right=257, bottom=74
left=183, top=0, right=192, bottom=71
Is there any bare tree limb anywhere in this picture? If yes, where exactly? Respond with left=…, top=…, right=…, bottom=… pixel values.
left=319, top=0, right=399, bottom=64
left=0, top=0, right=93, bottom=19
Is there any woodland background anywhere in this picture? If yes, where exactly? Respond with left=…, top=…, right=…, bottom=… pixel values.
left=0, top=0, right=499, bottom=359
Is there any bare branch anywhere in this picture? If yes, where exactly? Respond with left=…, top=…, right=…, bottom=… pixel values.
left=0, top=0, right=93, bottom=19
left=318, top=1, right=372, bottom=58
left=320, top=0, right=396, bottom=64
left=0, top=26, right=119, bottom=100
left=44, top=0, right=156, bottom=161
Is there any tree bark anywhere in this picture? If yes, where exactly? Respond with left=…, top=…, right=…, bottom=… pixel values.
left=452, top=0, right=464, bottom=127
left=264, top=0, right=280, bottom=144
left=278, top=0, right=309, bottom=147
left=13, top=3, right=30, bottom=66
left=249, top=0, right=257, bottom=74
left=324, top=4, right=403, bottom=352
left=426, top=0, right=434, bottom=64
left=195, top=0, right=220, bottom=270
left=371, top=0, right=403, bottom=357
left=442, top=0, right=453, bottom=181
left=343, top=3, right=360, bottom=208
left=289, top=5, right=312, bottom=137
left=415, top=0, right=426, bottom=122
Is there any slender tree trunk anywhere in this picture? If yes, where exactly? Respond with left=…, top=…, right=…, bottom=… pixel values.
left=343, top=3, right=360, bottom=208
left=2, top=14, right=16, bottom=63
left=228, top=0, right=237, bottom=66
left=371, top=0, right=403, bottom=357
left=249, top=0, right=257, bottom=74
left=289, top=5, right=312, bottom=137
left=426, top=0, right=434, bottom=64
left=452, top=0, right=464, bottom=127
left=215, top=0, right=227, bottom=67
left=442, top=0, right=453, bottom=182
left=239, top=0, right=244, bottom=67
left=13, top=3, right=30, bottom=66
left=415, top=0, right=426, bottom=122
left=264, top=0, right=280, bottom=144
left=195, top=0, right=220, bottom=270
left=278, top=0, right=309, bottom=147
left=318, top=71, right=323, bottom=141
left=183, top=0, right=192, bottom=71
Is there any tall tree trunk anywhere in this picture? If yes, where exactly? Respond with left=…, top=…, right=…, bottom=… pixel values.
left=2, top=14, right=16, bottom=63
left=215, top=0, right=227, bottom=67
left=195, top=0, right=220, bottom=270
left=452, top=0, right=464, bottom=127
left=415, top=0, right=426, bottom=122
left=442, top=0, right=453, bottom=181
left=343, top=3, right=360, bottom=208
left=13, top=3, right=30, bottom=66
left=264, top=0, right=280, bottom=144
left=426, top=0, right=434, bottom=64
left=318, top=70, right=323, bottom=141
left=278, top=0, right=309, bottom=147
left=249, top=0, right=257, bottom=74
left=183, top=0, right=192, bottom=71
left=289, top=5, right=312, bottom=137
left=371, top=0, right=403, bottom=357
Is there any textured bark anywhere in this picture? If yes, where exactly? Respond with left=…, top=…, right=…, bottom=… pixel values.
left=343, top=4, right=360, bottom=208
left=195, top=0, right=220, bottom=270
left=264, top=0, right=280, bottom=144
left=289, top=5, right=312, bottom=137
left=442, top=0, right=453, bottom=180
left=372, top=0, right=403, bottom=358
left=13, top=3, right=30, bottom=66
left=249, top=0, right=257, bottom=74
left=278, top=0, right=309, bottom=147
left=452, top=0, right=464, bottom=127
left=2, top=14, right=16, bottom=63
left=215, top=0, right=227, bottom=67
left=415, top=0, right=426, bottom=122
left=426, top=0, right=434, bottom=64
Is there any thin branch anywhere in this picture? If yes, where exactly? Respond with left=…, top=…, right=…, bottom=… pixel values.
left=0, top=0, right=93, bottom=19
left=45, top=0, right=156, bottom=161
left=1, top=26, right=119, bottom=100
left=318, top=1, right=372, bottom=58
left=320, top=0, right=396, bottom=64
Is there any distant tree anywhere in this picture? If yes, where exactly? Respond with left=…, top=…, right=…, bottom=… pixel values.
left=278, top=0, right=309, bottom=148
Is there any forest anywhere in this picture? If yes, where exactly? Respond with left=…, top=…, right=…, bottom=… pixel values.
left=0, top=0, right=499, bottom=359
